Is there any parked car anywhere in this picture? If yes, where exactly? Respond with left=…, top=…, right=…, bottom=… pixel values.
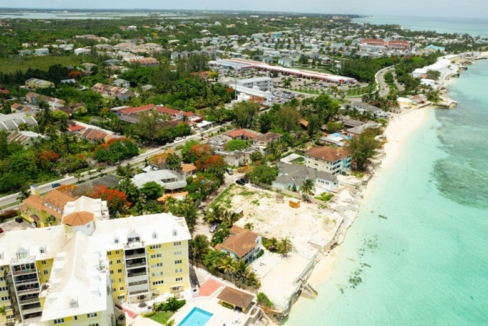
left=209, top=223, right=221, bottom=233
left=0, top=228, right=3, bottom=233
left=52, top=182, right=61, bottom=188
left=236, top=179, right=245, bottom=186
left=15, top=217, right=23, bottom=223
left=226, top=168, right=233, bottom=175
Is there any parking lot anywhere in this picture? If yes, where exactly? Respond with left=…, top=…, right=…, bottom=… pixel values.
left=0, top=218, right=35, bottom=238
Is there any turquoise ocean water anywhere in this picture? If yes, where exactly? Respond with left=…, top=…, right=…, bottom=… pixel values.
left=287, top=47, right=488, bottom=325
left=353, top=16, right=488, bottom=37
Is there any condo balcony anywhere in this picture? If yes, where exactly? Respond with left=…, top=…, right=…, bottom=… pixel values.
left=11, top=263, right=37, bottom=276
left=126, top=259, right=147, bottom=270
left=124, top=249, right=146, bottom=260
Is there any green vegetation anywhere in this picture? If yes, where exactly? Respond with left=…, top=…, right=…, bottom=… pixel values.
left=149, top=312, right=174, bottom=325
left=0, top=56, right=78, bottom=74
left=345, top=127, right=383, bottom=170
left=314, top=193, right=335, bottom=202
left=226, top=139, right=249, bottom=151
left=249, top=165, right=278, bottom=185
left=262, top=237, right=293, bottom=256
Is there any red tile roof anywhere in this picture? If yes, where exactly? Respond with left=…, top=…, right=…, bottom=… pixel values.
left=225, top=129, right=260, bottom=139
left=119, top=104, right=155, bottom=115
left=69, top=124, right=86, bottom=132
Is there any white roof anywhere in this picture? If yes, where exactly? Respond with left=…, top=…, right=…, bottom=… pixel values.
left=132, top=170, right=187, bottom=190
left=41, top=232, right=108, bottom=321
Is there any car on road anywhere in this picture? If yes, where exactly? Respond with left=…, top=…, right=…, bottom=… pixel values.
left=52, top=183, right=61, bottom=188
left=209, top=223, right=221, bottom=233
left=15, top=217, right=23, bottom=223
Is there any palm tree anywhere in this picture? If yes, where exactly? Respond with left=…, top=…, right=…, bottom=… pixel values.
left=279, top=238, right=292, bottom=257
left=267, top=237, right=279, bottom=252
left=300, top=179, right=315, bottom=201
left=37, top=101, right=53, bottom=134
left=221, top=256, right=236, bottom=275
left=189, top=235, right=210, bottom=260
left=45, top=216, right=56, bottom=226
left=17, top=186, right=31, bottom=201
left=244, top=223, right=254, bottom=231
left=164, top=320, right=175, bottom=326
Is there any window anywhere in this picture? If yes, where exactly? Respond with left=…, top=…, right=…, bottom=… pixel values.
left=111, top=279, right=115, bottom=284
left=174, top=251, right=182, bottom=256
left=87, top=224, right=90, bottom=228
left=116, top=260, right=121, bottom=264
left=172, top=229, right=178, bottom=236
left=175, top=269, right=182, bottom=274
left=53, top=319, right=65, bottom=325
left=40, top=247, right=45, bottom=254
left=174, top=242, right=181, bottom=246
left=89, top=324, right=99, bottom=326
left=74, top=316, right=78, bottom=321
left=41, top=260, right=46, bottom=265
left=150, top=245, right=161, bottom=250
left=43, top=270, right=48, bottom=275
left=87, top=313, right=97, bottom=318
left=175, top=260, right=182, bottom=265
left=109, top=261, right=113, bottom=265
left=152, top=280, right=164, bottom=285
left=117, top=295, right=125, bottom=300
left=0, top=277, right=4, bottom=281
left=152, top=232, right=157, bottom=239
left=119, top=287, right=124, bottom=291
left=152, top=272, right=163, bottom=277
left=151, top=263, right=163, bottom=268
left=119, top=278, right=122, bottom=282
left=0, top=287, right=7, bottom=291
left=117, top=269, right=122, bottom=273
left=107, top=252, right=112, bottom=256
left=113, top=288, right=116, bottom=292
left=110, top=270, right=114, bottom=275
left=175, top=277, right=183, bottom=282
left=115, top=251, right=120, bottom=255
left=114, top=238, right=119, bottom=244
left=1, top=296, right=10, bottom=301
left=151, top=254, right=162, bottom=259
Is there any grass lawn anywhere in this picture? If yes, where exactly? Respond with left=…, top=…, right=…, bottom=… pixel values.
left=149, top=312, right=174, bottom=325
left=290, top=157, right=304, bottom=165
left=0, top=55, right=79, bottom=74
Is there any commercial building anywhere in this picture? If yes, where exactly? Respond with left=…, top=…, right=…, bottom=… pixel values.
left=388, top=40, right=411, bottom=50
left=0, top=205, right=192, bottom=326
left=236, top=77, right=273, bottom=91
left=209, top=58, right=356, bottom=84
left=304, top=146, right=351, bottom=175
left=273, top=163, right=339, bottom=192
left=360, top=39, right=386, bottom=47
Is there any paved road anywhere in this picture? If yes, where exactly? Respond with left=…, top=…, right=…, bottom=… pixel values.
left=0, top=123, right=230, bottom=211
left=392, top=72, right=405, bottom=92
left=376, top=66, right=396, bottom=97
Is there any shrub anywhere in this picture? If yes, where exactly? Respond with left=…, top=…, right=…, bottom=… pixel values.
left=257, top=249, right=264, bottom=258
left=0, top=209, right=18, bottom=222
left=141, top=311, right=156, bottom=318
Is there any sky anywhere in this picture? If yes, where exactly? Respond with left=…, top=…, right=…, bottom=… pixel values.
left=2, top=0, right=488, bottom=19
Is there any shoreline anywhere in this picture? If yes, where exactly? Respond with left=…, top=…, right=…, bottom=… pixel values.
left=307, top=106, right=430, bottom=287
left=304, top=51, right=487, bottom=290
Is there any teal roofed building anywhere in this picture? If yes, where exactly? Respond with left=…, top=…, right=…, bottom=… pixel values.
left=424, top=45, right=446, bottom=53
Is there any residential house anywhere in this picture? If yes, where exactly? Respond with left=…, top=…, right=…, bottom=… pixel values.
left=272, top=163, right=339, bottom=192
left=252, top=132, right=282, bottom=151
left=346, top=121, right=381, bottom=136
left=217, top=225, right=262, bottom=264
left=113, top=79, right=130, bottom=88
left=7, top=131, right=45, bottom=146
left=304, top=146, right=352, bottom=175
left=34, top=48, right=49, bottom=55
left=91, top=83, right=135, bottom=99
left=132, top=169, right=187, bottom=192
left=179, top=164, right=197, bottom=178
left=0, top=112, right=38, bottom=131
left=78, top=128, right=113, bottom=143
left=351, top=102, right=386, bottom=117
left=225, top=129, right=262, bottom=140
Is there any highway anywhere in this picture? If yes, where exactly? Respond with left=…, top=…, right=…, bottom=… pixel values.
left=0, top=123, right=230, bottom=212
left=376, top=66, right=396, bottom=97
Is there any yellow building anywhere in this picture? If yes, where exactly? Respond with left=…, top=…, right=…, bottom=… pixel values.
left=0, top=205, right=191, bottom=326
left=25, top=78, right=55, bottom=89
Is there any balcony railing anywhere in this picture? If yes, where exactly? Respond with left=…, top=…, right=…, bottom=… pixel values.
left=128, top=289, right=149, bottom=296
left=127, top=271, right=147, bottom=278
left=10, top=256, right=36, bottom=265
left=125, top=252, right=146, bottom=260
left=16, top=287, right=40, bottom=295
left=126, top=262, right=147, bottom=269
left=14, top=278, right=39, bottom=285
left=11, top=268, right=37, bottom=276
left=21, top=306, right=42, bottom=315
left=19, top=298, right=40, bottom=305
left=128, top=280, right=148, bottom=287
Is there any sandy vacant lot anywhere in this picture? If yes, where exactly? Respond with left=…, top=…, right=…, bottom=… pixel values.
left=216, top=184, right=340, bottom=253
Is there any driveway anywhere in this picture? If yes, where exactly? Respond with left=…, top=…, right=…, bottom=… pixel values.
left=0, top=218, right=35, bottom=238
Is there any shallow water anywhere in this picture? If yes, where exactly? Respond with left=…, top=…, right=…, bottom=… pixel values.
left=287, top=60, right=488, bottom=326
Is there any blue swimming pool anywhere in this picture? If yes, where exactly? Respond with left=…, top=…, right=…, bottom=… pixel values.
left=178, top=307, right=213, bottom=326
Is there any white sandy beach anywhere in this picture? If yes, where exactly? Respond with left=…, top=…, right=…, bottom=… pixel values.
left=307, top=106, right=430, bottom=287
